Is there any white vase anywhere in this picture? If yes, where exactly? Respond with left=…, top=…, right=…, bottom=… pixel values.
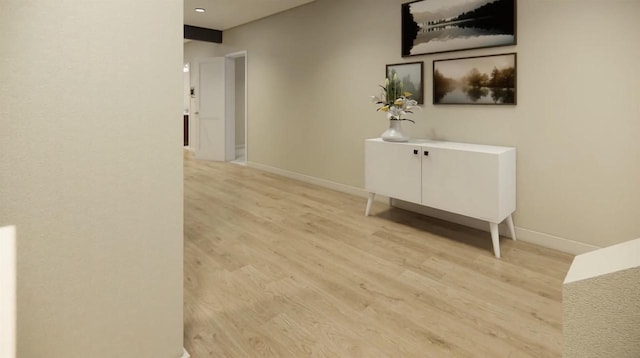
left=381, top=120, right=409, bottom=142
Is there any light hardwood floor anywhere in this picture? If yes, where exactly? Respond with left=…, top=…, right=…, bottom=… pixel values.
left=184, top=151, right=573, bottom=357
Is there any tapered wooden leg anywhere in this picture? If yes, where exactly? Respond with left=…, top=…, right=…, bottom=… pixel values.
left=506, top=214, right=517, bottom=241
left=365, top=192, right=375, bottom=216
left=490, top=222, right=500, bottom=259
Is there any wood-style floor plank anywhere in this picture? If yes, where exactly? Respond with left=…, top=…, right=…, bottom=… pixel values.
left=183, top=151, right=573, bottom=357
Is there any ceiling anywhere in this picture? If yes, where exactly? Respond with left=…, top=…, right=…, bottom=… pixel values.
left=184, top=0, right=316, bottom=31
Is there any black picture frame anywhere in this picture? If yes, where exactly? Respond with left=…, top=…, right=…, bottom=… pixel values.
left=433, top=53, right=516, bottom=105
left=386, top=61, right=424, bottom=105
left=401, top=0, right=516, bottom=57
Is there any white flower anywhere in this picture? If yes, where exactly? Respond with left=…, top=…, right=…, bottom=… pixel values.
left=371, top=77, right=421, bottom=123
left=386, top=105, right=400, bottom=119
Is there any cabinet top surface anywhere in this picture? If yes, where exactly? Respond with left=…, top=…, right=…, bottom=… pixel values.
left=366, top=138, right=515, bottom=154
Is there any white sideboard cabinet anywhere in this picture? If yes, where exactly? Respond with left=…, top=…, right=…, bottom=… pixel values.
left=364, top=138, right=516, bottom=258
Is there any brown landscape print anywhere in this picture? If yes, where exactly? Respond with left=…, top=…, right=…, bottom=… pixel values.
left=433, top=53, right=516, bottom=105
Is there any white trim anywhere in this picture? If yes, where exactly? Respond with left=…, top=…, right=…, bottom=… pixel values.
left=247, top=161, right=368, bottom=198
left=231, top=144, right=247, bottom=166
left=515, top=227, right=599, bottom=255
left=225, top=50, right=247, bottom=59
left=392, top=199, right=511, bottom=233
left=0, top=226, right=16, bottom=358
left=392, top=200, right=598, bottom=255
left=181, top=348, right=191, bottom=358
left=564, top=238, right=640, bottom=284
left=243, top=54, right=248, bottom=164
left=225, top=50, right=248, bottom=165
left=244, top=162, right=598, bottom=255
left=223, top=56, right=236, bottom=161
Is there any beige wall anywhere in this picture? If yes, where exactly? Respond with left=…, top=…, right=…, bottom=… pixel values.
left=0, top=1, right=184, bottom=358
left=184, top=39, right=224, bottom=61
left=220, top=0, right=640, bottom=249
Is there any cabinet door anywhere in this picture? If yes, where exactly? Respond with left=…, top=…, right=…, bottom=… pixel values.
left=365, top=140, right=422, bottom=203
left=421, top=148, right=499, bottom=221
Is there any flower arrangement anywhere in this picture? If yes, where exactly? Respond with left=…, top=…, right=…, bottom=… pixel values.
left=371, top=73, right=420, bottom=122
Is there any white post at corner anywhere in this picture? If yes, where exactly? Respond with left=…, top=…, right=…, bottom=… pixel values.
left=0, top=226, right=17, bottom=358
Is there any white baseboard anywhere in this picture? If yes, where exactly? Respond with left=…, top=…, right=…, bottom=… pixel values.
left=246, top=161, right=369, bottom=199
left=392, top=199, right=511, bottom=235
left=514, top=227, right=599, bottom=255
left=181, top=348, right=190, bottom=358
left=393, top=200, right=599, bottom=255
left=245, top=162, right=598, bottom=255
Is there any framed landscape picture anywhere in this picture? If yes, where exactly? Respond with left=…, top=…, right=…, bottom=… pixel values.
left=433, top=53, right=516, bottom=105
left=386, top=62, right=424, bottom=104
left=401, top=0, right=516, bottom=56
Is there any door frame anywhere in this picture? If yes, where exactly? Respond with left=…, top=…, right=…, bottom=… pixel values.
left=183, top=63, right=191, bottom=150
left=225, top=50, right=248, bottom=164
left=194, top=57, right=228, bottom=161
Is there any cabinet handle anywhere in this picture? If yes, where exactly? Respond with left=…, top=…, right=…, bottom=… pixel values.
left=413, top=149, right=418, bottom=155
left=424, top=151, right=429, bottom=156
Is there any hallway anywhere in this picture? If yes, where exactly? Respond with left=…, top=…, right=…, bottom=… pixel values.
left=183, top=151, right=572, bottom=357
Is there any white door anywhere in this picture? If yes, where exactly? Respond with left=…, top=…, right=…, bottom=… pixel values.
left=194, top=57, right=228, bottom=161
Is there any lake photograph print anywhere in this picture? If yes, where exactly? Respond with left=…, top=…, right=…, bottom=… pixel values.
left=402, top=0, right=516, bottom=56
left=433, top=53, right=516, bottom=105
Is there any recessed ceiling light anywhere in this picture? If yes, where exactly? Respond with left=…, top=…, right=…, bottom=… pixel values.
left=195, top=8, right=205, bottom=13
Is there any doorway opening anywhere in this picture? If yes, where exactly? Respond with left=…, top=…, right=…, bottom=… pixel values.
left=189, top=51, right=247, bottom=162
left=226, top=51, right=247, bottom=165
left=183, top=63, right=191, bottom=150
